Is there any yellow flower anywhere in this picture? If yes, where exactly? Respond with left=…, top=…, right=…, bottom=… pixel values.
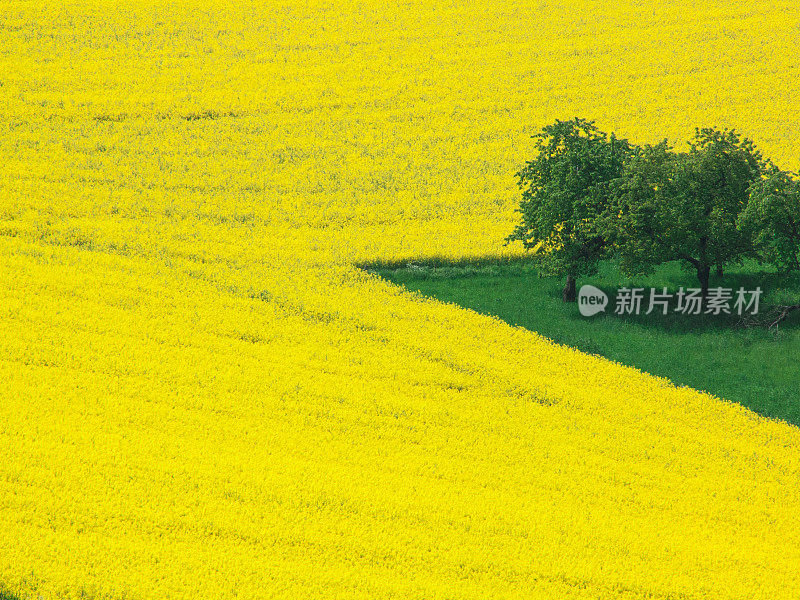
left=1, top=1, right=799, bottom=598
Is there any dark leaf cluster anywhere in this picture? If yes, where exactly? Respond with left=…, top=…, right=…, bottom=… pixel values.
left=506, top=118, right=799, bottom=299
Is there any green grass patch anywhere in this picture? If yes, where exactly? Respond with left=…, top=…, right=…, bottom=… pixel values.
left=375, top=259, right=800, bottom=426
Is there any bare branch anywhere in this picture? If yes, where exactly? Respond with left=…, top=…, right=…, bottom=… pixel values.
left=737, top=303, right=800, bottom=330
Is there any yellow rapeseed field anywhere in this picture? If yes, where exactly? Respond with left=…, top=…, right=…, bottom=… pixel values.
left=1, top=1, right=799, bottom=598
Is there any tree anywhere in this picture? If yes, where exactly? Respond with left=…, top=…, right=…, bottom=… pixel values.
left=505, top=118, right=635, bottom=301
left=738, top=167, right=800, bottom=272
left=738, top=169, right=800, bottom=328
left=606, top=128, right=767, bottom=298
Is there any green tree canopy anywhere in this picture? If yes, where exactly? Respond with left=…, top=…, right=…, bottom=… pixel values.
left=505, top=117, right=635, bottom=301
left=605, top=128, right=768, bottom=296
left=739, top=167, right=800, bottom=272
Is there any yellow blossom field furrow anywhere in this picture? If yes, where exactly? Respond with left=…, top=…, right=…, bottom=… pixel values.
left=2, top=1, right=800, bottom=598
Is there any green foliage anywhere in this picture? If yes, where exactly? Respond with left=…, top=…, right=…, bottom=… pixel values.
left=0, top=588, right=19, bottom=600
left=505, top=118, right=635, bottom=279
left=602, top=141, right=678, bottom=275
left=507, top=120, right=800, bottom=297
left=739, top=167, right=800, bottom=271
left=604, top=128, right=767, bottom=293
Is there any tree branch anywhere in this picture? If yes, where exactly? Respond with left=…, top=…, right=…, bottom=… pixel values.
left=677, top=253, right=701, bottom=268
left=738, top=303, right=800, bottom=330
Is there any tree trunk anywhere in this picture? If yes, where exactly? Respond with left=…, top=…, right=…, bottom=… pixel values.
left=697, top=264, right=711, bottom=301
left=697, top=236, right=710, bottom=301
left=563, top=274, right=577, bottom=303
left=716, top=264, right=723, bottom=277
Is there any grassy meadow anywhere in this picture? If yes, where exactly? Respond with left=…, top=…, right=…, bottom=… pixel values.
left=378, top=260, right=800, bottom=424
left=2, top=1, right=800, bottom=599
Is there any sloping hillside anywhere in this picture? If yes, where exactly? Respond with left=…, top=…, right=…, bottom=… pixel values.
left=1, top=1, right=799, bottom=598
